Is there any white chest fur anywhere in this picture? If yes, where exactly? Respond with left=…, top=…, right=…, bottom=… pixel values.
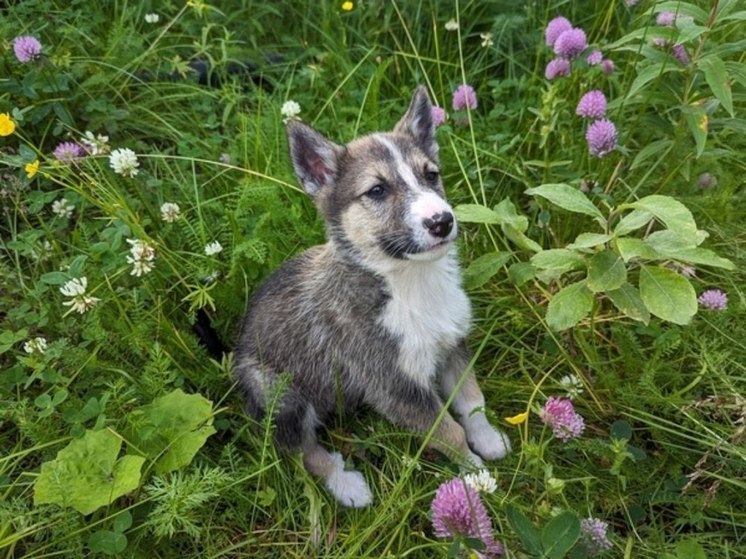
left=378, top=253, right=471, bottom=385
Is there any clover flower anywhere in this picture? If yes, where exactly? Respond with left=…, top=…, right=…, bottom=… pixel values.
left=431, top=478, right=504, bottom=557
left=481, top=33, right=494, bottom=48
left=554, top=28, right=587, bottom=59
left=205, top=241, right=223, bottom=256
left=540, top=397, right=585, bottom=441
left=601, top=59, right=615, bottom=75
left=586, top=50, right=603, bottom=65
left=698, top=172, right=717, bottom=189
left=0, top=113, right=16, bottom=136
left=54, top=142, right=86, bottom=162
left=80, top=131, right=110, bottom=155
left=109, top=148, right=140, bottom=177
left=219, top=152, right=231, bottom=164
left=656, top=11, right=678, bottom=27
left=576, top=90, right=607, bottom=119
left=580, top=518, right=613, bottom=554
left=23, top=337, right=48, bottom=354
left=13, top=35, right=43, bottom=63
left=281, top=100, right=301, bottom=123
left=60, top=277, right=100, bottom=314
left=559, top=374, right=584, bottom=399
left=145, top=13, right=160, bottom=23
left=126, top=239, right=156, bottom=277
left=672, top=44, right=689, bottom=65
left=463, top=470, right=498, bottom=494
left=160, top=202, right=181, bottom=223
left=52, top=198, right=75, bottom=219
left=545, top=16, right=572, bottom=47
left=431, top=106, right=446, bottom=127
left=586, top=119, right=617, bottom=158
left=452, top=84, right=477, bottom=111
left=698, top=289, right=727, bottom=311
left=545, top=58, right=571, bottom=80
left=445, top=19, right=459, bottom=31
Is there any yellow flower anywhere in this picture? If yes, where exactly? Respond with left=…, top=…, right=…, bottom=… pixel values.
left=341, top=1, right=353, bottom=11
left=0, top=113, right=16, bottom=136
left=25, top=159, right=40, bottom=179
left=504, top=411, right=529, bottom=425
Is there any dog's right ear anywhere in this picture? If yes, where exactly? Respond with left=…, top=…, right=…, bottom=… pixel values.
left=287, top=121, right=343, bottom=196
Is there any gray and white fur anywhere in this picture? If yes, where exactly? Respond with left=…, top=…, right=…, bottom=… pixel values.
left=235, top=87, right=510, bottom=507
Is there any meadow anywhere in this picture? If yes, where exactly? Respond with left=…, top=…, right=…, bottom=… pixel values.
left=1, top=0, right=745, bottom=557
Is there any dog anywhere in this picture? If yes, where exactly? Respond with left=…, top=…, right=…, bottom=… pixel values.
left=235, top=87, right=511, bottom=507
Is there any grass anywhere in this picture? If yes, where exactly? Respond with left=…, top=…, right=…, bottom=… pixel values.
left=1, top=0, right=745, bottom=557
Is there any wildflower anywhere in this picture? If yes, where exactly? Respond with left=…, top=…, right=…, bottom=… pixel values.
left=51, top=198, right=75, bottom=219
left=445, top=18, right=459, bottom=31
left=545, top=16, right=572, bottom=47
left=431, top=106, right=446, bottom=127
left=30, top=240, right=53, bottom=261
left=678, top=264, right=696, bottom=278
left=53, top=141, right=86, bottom=162
left=80, top=131, right=110, bottom=155
left=219, top=152, right=231, bottom=164
left=656, top=11, right=678, bottom=27
left=697, top=172, right=717, bottom=189
left=586, top=50, right=603, bottom=65
left=600, top=59, right=615, bottom=75
left=463, top=470, right=498, bottom=494
left=109, top=148, right=140, bottom=177
left=554, top=28, right=587, bottom=59
left=12, top=35, right=43, bottom=63
left=626, top=0, right=640, bottom=6
left=23, top=337, right=48, bottom=354
left=60, top=277, right=100, bottom=314
left=672, top=44, right=689, bottom=65
left=540, top=396, right=585, bottom=441
left=431, top=478, right=504, bottom=557
left=586, top=119, right=617, bottom=157
left=452, top=84, right=477, bottom=111
left=281, top=100, right=301, bottom=123
left=25, top=160, right=40, bottom=178
left=205, top=241, right=223, bottom=256
left=160, top=202, right=181, bottom=223
left=559, top=374, right=584, bottom=399
left=145, top=13, right=160, bottom=23
left=544, top=58, right=571, bottom=80
left=698, top=289, right=727, bottom=311
left=580, top=518, right=613, bottom=554
left=126, top=238, right=156, bottom=276
left=576, top=90, right=607, bottom=119
left=341, top=1, right=353, bottom=11
left=480, top=32, right=494, bottom=48
left=0, top=113, right=16, bottom=136
left=505, top=411, right=529, bottom=425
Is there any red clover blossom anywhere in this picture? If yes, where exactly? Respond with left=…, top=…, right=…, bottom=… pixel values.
left=452, top=84, right=477, bottom=111
left=545, top=16, right=572, bottom=47
left=580, top=517, right=613, bottom=554
left=698, top=289, right=728, bottom=311
left=554, top=28, right=587, bottom=59
left=12, top=35, right=43, bottom=63
left=576, top=90, right=607, bottom=119
left=545, top=58, right=571, bottom=80
left=585, top=119, right=617, bottom=158
left=540, top=397, right=585, bottom=441
left=53, top=142, right=86, bottom=162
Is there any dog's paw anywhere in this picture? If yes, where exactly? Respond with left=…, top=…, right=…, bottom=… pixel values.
left=468, top=422, right=511, bottom=461
left=325, top=452, right=373, bottom=508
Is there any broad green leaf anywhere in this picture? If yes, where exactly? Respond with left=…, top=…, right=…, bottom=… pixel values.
left=645, top=229, right=706, bottom=253
left=615, top=238, right=659, bottom=263
left=652, top=1, right=709, bottom=22
left=614, top=209, right=653, bottom=236
left=493, top=198, right=529, bottom=232
left=682, top=103, right=708, bottom=157
left=508, top=262, right=537, bottom=286
left=587, top=251, right=627, bottom=293
left=525, top=184, right=604, bottom=219
left=699, top=56, right=734, bottom=117
left=611, top=419, right=633, bottom=440
left=546, top=281, right=594, bottom=331
left=675, top=539, right=707, bottom=559
left=454, top=204, right=500, bottom=224
left=40, top=271, right=70, bottom=285
left=464, top=252, right=511, bottom=289
left=639, top=265, right=697, bottom=325
left=567, top=232, right=612, bottom=250
left=663, top=247, right=735, bottom=269
left=621, top=195, right=698, bottom=237
left=607, top=283, right=651, bottom=323
left=541, top=511, right=581, bottom=559
left=0, top=329, right=29, bottom=354
left=502, top=224, right=543, bottom=253
left=34, top=429, right=144, bottom=514
left=126, top=389, right=216, bottom=474
left=505, top=505, right=543, bottom=556
left=531, top=249, right=585, bottom=272
left=626, top=63, right=680, bottom=100
left=89, top=530, right=128, bottom=555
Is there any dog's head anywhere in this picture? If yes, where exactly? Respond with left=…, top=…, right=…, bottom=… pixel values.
left=287, top=87, right=457, bottom=269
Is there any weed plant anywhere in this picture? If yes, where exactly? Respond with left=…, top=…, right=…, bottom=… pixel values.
left=1, top=1, right=744, bottom=557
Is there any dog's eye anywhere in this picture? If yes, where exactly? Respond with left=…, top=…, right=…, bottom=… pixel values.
left=366, top=184, right=387, bottom=199
left=424, top=169, right=439, bottom=182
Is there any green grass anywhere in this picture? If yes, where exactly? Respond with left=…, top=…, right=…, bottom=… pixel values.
left=1, top=0, right=745, bottom=557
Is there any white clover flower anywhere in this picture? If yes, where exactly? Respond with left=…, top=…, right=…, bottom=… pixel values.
left=204, top=241, right=223, bottom=256
left=23, top=337, right=48, bottom=354
left=80, top=131, right=110, bottom=155
left=145, top=13, right=160, bottom=23
left=51, top=198, right=75, bottom=219
left=126, top=238, right=156, bottom=276
left=219, top=152, right=231, bottom=164
left=30, top=240, right=53, bottom=261
left=160, top=202, right=181, bottom=223
left=60, top=276, right=100, bottom=314
left=445, top=18, right=459, bottom=31
left=559, top=374, right=584, bottom=400
left=480, top=32, right=494, bottom=47
left=109, top=148, right=140, bottom=177
left=281, top=100, right=301, bottom=123
left=463, top=469, right=498, bottom=494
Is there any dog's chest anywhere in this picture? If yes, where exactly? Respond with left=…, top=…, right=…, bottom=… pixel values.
left=378, top=257, right=471, bottom=385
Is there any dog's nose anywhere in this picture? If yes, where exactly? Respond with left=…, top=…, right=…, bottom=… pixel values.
left=423, top=212, right=454, bottom=238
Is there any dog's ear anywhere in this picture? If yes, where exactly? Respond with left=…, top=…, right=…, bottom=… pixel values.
left=394, top=86, right=438, bottom=160
left=287, top=121, right=344, bottom=196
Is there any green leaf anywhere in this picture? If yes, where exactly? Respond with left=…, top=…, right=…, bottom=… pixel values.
left=531, top=249, right=585, bottom=273
left=615, top=238, right=660, bottom=263
left=675, top=539, right=707, bottom=559
left=614, top=209, right=653, bottom=236
left=0, top=329, right=29, bottom=354
left=464, top=252, right=511, bottom=289
left=454, top=204, right=500, bottom=224
left=626, top=63, right=680, bottom=100
left=125, top=389, right=216, bottom=474
left=505, top=505, right=543, bottom=556
left=630, top=139, right=674, bottom=170
left=40, top=271, right=70, bottom=285
left=34, top=429, right=145, bottom=514
left=620, top=195, right=698, bottom=237
left=546, top=281, right=594, bottom=331
left=541, top=511, right=581, bottom=559
left=662, top=247, right=735, bottom=270
left=639, top=265, right=697, bottom=325
left=493, top=198, right=529, bottom=231
left=502, top=224, right=543, bottom=253
left=525, top=184, right=604, bottom=220
left=611, top=419, right=633, bottom=440
left=567, top=233, right=612, bottom=250
left=699, top=56, right=734, bottom=117
left=587, top=251, right=627, bottom=293
left=607, top=283, right=651, bottom=324
left=89, top=530, right=128, bottom=555
left=508, top=262, right=537, bottom=286
left=113, top=510, right=133, bottom=532
left=645, top=230, right=703, bottom=253
left=682, top=102, right=708, bottom=157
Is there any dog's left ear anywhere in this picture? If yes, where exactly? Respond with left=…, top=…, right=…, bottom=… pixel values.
left=394, top=86, right=439, bottom=161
